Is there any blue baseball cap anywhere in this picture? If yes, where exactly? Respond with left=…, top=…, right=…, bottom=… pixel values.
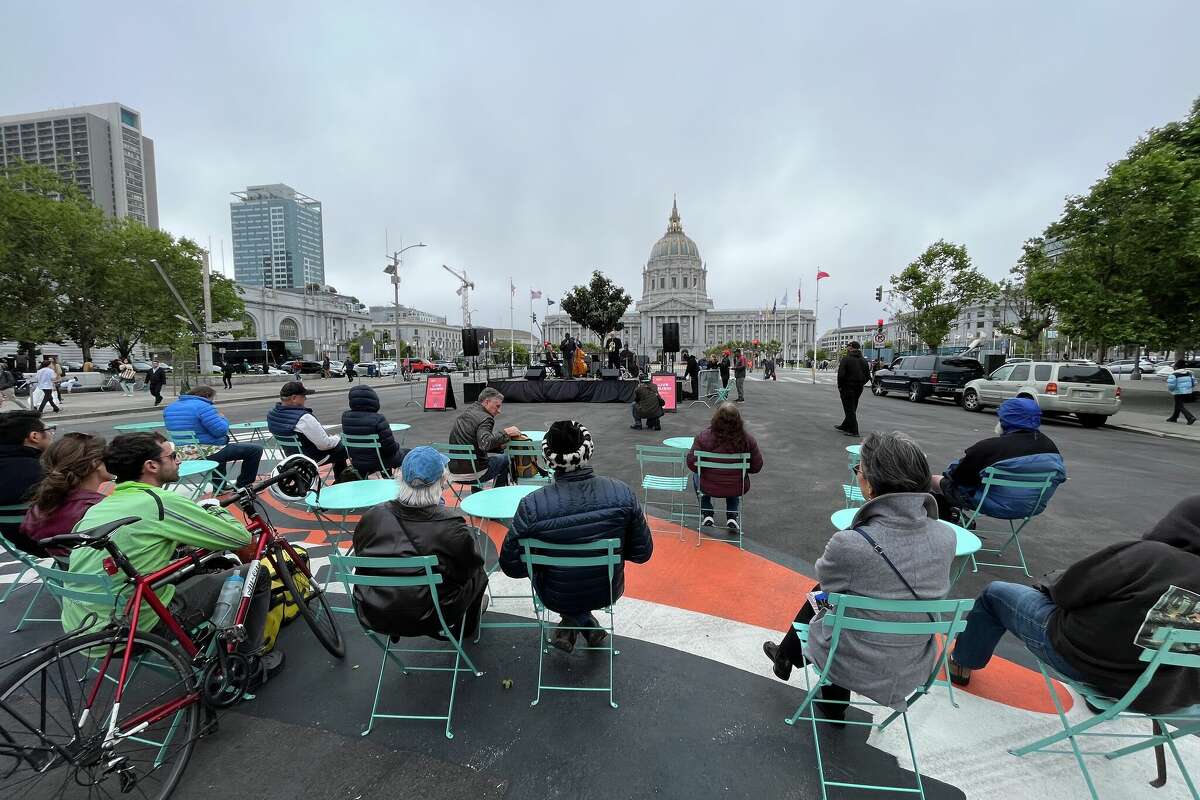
left=400, top=446, right=450, bottom=488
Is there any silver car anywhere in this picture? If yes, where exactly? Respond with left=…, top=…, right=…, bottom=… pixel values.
left=961, top=361, right=1121, bottom=428
left=1102, top=358, right=1156, bottom=375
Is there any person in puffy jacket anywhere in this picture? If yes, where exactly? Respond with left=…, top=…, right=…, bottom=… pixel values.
left=163, top=386, right=263, bottom=489
left=630, top=378, right=664, bottom=430
left=931, top=396, right=1065, bottom=522
left=1166, top=360, right=1197, bottom=425
left=499, top=420, right=653, bottom=653
left=949, top=495, right=1200, bottom=714
left=351, top=447, right=487, bottom=640
left=340, top=385, right=408, bottom=476
left=266, top=382, right=349, bottom=479
left=686, top=402, right=764, bottom=534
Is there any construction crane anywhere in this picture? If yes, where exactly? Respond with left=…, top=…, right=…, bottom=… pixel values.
left=442, top=264, right=474, bottom=327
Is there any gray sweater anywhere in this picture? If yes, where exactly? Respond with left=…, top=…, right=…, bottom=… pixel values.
left=804, top=493, right=955, bottom=711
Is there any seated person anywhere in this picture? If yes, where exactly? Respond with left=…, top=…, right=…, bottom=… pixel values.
left=351, top=447, right=488, bottom=639
left=0, top=410, right=54, bottom=553
left=763, top=431, right=956, bottom=720
left=164, top=385, right=263, bottom=489
left=948, top=496, right=1200, bottom=714
left=932, top=397, right=1065, bottom=523
left=630, top=377, right=665, bottom=431
left=341, top=384, right=409, bottom=477
left=20, top=433, right=109, bottom=564
left=448, top=387, right=519, bottom=489
left=64, top=433, right=281, bottom=681
left=500, top=420, right=653, bottom=652
left=266, top=381, right=349, bottom=479
left=686, top=402, right=764, bottom=533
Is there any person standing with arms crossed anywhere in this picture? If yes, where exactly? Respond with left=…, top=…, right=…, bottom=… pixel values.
left=834, top=341, right=872, bottom=437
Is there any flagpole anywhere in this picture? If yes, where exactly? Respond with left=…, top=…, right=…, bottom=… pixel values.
left=509, top=277, right=515, bottom=372
left=811, top=272, right=819, bottom=384
left=529, top=291, right=535, bottom=364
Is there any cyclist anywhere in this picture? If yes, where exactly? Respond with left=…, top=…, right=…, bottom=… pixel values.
left=63, top=431, right=283, bottom=683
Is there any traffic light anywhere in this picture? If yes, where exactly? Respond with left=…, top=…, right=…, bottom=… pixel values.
left=874, top=285, right=883, bottom=302
left=877, top=319, right=884, bottom=334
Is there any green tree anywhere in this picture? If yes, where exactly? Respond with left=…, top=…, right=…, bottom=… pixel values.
left=998, top=238, right=1056, bottom=358
left=889, top=239, right=996, bottom=352
left=559, top=270, right=633, bottom=344
left=492, top=340, right=530, bottom=365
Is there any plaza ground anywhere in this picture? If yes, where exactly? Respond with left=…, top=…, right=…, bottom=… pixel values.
left=2, top=375, right=1198, bottom=798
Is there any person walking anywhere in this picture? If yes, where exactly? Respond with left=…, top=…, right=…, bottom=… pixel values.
left=34, top=359, right=60, bottom=413
left=733, top=348, right=748, bottom=402
left=342, top=356, right=355, bottom=383
left=834, top=341, right=872, bottom=437
left=321, top=354, right=331, bottom=380
left=221, top=358, right=234, bottom=390
left=118, top=357, right=136, bottom=396
left=1165, top=360, right=1197, bottom=425
left=50, top=356, right=65, bottom=403
left=146, top=360, right=168, bottom=407
left=0, top=359, right=21, bottom=410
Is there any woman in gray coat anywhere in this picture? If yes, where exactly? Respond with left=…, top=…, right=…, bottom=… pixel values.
left=762, top=431, right=956, bottom=719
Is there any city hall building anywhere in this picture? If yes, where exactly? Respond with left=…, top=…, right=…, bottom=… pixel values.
left=545, top=199, right=815, bottom=359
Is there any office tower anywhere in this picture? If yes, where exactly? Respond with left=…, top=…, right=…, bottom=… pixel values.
left=230, top=183, right=325, bottom=289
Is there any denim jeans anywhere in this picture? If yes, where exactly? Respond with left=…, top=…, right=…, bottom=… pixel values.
left=692, top=474, right=740, bottom=521
left=210, top=442, right=264, bottom=489
left=479, top=453, right=510, bottom=488
left=951, top=581, right=1084, bottom=680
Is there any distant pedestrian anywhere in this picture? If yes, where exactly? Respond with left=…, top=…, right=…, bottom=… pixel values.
left=343, top=357, right=354, bottom=383
left=763, top=355, right=777, bottom=381
left=733, top=348, right=748, bottom=402
left=34, top=359, right=60, bottom=413
left=719, top=350, right=731, bottom=388
left=0, top=360, right=20, bottom=410
left=834, top=341, right=872, bottom=437
left=1166, top=360, right=1197, bottom=425
left=682, top=350, right=700, bottom=399
left=118, top=358, right=136, bottom=396
left=321, top=354, right=331, bottom=380
left=221, top=358, right=234, bottom=390
left=50, top=356, right=64, bottom=402
left=146, top=360, right=168, bottom=406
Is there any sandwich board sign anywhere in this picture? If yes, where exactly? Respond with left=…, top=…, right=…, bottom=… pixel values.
left=651, top=372, right=677, bottom=413
left=423, top=374, right=457, bottom=411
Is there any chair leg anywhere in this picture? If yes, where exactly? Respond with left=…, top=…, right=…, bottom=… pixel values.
left=0, top=564, right=32, bottom=604
left=531, top=616, right=548, bottom=707
left=12, top=580, right=48, bottom=632
left=1009, top=663, right=1102, bottom=799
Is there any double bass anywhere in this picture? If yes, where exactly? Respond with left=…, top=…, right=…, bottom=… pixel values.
left=572, top=347, right=588, bottom=377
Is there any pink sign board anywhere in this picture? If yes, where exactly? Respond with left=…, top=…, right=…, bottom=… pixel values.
left=651, top=373, right=677, bottom=412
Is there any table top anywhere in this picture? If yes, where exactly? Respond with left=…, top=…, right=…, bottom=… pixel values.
left=663, top=436, right=695, bottom=450
left=178, top=459, right=219, bottom=477
left=521, top=430, right=545, bottom=442
left=389, top=423, right=411, bottom=432
left=845, top=444, right=862, bottom=457
left=828, top=508, right=982, bottom=557
left=229, top=421, right=268, bottom=430
left=113, top=421, right=165, bottom=431
left=306, top=479, right=398, bottom=511
left=459, top=484, right=541, bottom=520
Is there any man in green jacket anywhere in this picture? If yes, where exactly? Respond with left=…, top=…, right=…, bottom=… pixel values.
left=64, top=432, right=280, bottom=676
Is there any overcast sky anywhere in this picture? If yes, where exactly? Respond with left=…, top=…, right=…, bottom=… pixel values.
left=4, top=2, right=1199, bottom=333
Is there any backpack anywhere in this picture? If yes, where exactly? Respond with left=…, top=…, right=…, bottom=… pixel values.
left=258, top=545, right=313, bottom=652
left=508, top=433, right=548, bottom=483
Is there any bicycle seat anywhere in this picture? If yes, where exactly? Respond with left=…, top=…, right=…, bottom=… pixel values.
left=42, top=516, right=140, bottom=549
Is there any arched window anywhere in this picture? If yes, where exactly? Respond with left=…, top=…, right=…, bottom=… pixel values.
left=235, top=313, right=257, bottom=339
left=278, top=317, right=300, bottom=341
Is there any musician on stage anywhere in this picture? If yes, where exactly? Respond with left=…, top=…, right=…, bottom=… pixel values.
left=605, top=332, right=623, bottom=370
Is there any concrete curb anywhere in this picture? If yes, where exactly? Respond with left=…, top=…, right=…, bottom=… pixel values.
left=1108, top=422, right=1200, bottom=443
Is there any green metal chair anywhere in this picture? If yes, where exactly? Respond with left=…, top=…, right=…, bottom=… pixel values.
left=430, top=442, right=489, bottom=502
left=166, top=429, right=230, bottom=494
left=520, top=537, right=622, bottom=709
left=785, top=593, right=975, bottom=800
left=842, top=483, right=866, bottom=508
left=693, top=450, right=750, bottom=549
left=505, top=439, right=551, bottom=486
left=272, top=433, right=337, bottom=486
left=34, top=560, right=122, bottom=626
left=0, top=505, right=59, bottom=633
left=964, top=466, right=1060, bottom=578
left=328, top=553, right=482, bottom=739
left=1010, top=626, right=1200, bottom=799
left=342, top=433, right=394, bottom=478
left=635, top=445, right=697, bottom=540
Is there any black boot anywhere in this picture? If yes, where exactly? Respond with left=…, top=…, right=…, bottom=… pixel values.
left=762, top=641, right=792, bottom=681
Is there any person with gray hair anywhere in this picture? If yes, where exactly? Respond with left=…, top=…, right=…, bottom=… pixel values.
left=761, top=430, right=956, bottom=720
left=350, top=446, right=488, bottom=639
left=448, top=386, right=521, bottom=489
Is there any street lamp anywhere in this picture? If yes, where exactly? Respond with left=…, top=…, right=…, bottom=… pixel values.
left=384, top=241, right=427, bottom=368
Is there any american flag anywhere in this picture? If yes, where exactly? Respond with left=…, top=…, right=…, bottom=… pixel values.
left=530, top=288, right=542, bottom=300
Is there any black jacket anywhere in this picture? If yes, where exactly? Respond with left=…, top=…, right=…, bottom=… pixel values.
left=351, top=502, right=487, bottom=639
left=0, top=444, right=44, bottom=553
left=147, top=367, right=167, bottom=389
left=500, top=468, right=653, bottom=614
left=605, top=336, right=622, bottom=354
left=719, top=356, right=731, bottom=380
left=448, top=401, right=510, bottom=472
left=836, top=351, right=872, bottom=388
left=947, top=429, right=1060, bottom=489
left=684, top=356, right=700, bottom=378
left=1047, top=496, right=1200, bottom=713
left=340, top=385, right=401, bottom=475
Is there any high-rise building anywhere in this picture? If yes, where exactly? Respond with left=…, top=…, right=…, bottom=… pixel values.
left=230, top=184, right=324, bottom=289
left=0, top=102, right=158, bottom=228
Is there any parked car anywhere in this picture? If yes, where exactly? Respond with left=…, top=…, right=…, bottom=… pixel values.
left=1102, top=358, right=1157, bottom=375
left=401, top=358, right=438, bottom=373
left=132, top=361, right=173, bottom=373
left=1154, top=360, right=1200, bottom=378
left=961, top=361, right=1121, bottom=428
left=434, top=360, right=458, bottom=373
left=871, top=355, right=986, bottom=403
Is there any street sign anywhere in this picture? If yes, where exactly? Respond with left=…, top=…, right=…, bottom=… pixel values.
left=873, top=331, right=886, bottom=345
left=207, top=320, right=245, bottom=333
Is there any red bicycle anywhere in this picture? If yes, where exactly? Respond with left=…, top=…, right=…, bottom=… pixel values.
left=0, top=456, right=343, bottom=799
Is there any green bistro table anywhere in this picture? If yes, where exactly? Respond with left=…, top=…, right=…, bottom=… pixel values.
left=521, top=430, right=546, bottom=443
left=845, top=444, right=862, bottom=483
left=113, top=421, right=166, bottom=432
left=828, top=507, right=982, bottom=586
left=174, top=459, right=219, bottom=500
left=306, top=480, right=400, bottom=608
left=228, top=420, right=269, bottom=443
left=662, top=436, right=695, bottom=450
left=459, top=484, right=542, bottom=640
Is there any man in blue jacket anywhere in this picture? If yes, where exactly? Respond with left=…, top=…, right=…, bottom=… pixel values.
left=499, top=420, right=653, bottom=652
left=163, top=385, right=263, bottom=489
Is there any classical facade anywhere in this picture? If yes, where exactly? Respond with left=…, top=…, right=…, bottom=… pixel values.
left=545, top=199, right=814, bottom=359
left=231, top=285, right=371, bottom=360
left=368, top=305, right=462, bottom=360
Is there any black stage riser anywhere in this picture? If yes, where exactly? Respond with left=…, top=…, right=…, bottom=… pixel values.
left=488, top=378, right=637, bottom=403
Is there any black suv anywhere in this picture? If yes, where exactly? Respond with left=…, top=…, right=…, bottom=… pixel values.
left=872, top=355, right=985, bottom=403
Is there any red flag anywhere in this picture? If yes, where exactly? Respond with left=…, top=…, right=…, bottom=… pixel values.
left=816, top=270, right=830, bottom=280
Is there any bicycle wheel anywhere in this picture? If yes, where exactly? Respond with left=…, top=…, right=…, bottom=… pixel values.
left=0, top=629, right=199, bottom=799
left=272, top=544, right=345, bottom=658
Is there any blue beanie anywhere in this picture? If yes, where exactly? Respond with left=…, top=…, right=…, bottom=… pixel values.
left=998, top=397, right=1041, bottom=431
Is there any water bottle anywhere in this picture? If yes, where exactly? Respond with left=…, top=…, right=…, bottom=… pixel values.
left=212, top=573, right=244, bottom=629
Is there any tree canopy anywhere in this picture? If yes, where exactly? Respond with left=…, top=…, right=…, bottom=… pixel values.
left=559, top=270, right=633, bottom=344
left=997, top=238, right=1056, bottom=357
left=889, top=239, right=996, bottom=352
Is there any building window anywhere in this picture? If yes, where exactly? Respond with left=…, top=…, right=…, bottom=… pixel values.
left=659, top=277, right=665, bottom=289
left=279, top=318, right=300, bottom=341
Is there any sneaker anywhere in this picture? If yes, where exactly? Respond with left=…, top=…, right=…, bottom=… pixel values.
left=702, top=516, right=715, bottom=527
left=246, top=650, right=286, bottom=692
left=551, top=627, right=577, bottom=654
left=727, top=518, right=741, bottom=532
left=630, top=424, right=643, bottom=430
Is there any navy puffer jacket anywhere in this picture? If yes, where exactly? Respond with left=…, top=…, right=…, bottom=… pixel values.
left=499, top=468, right=653, bottom=614
left=340, top=385, right=400, bottom=475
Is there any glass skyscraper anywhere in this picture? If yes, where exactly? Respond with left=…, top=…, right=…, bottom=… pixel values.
left=230, top=183, right=324, bottom=288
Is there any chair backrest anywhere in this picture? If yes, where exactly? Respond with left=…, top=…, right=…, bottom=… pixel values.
left=1138, top=626, right=1200, bottom=670
left=35, top=561, right=120, bottom=610
left=635, top=445, right=687, bottom=471
left=821, top=593, right=975, bottom=663
left=342, top=433, right=389, bottom=475
left=430, top=442, right=485, bottom=479
left=0, top=503, right=39, bottom=566
left=519, top=538, right=622, bottom=607
left=273, top=433, right=304, bottom=459
left=166, top=429, right=202, bottom=448
left=694, top=450, right=750, bottom=481
left=328, top=553, right=449, bottom=633
left=842, top=484, right=865, bottom=507
left=974, top=466, right=1060, bottom=520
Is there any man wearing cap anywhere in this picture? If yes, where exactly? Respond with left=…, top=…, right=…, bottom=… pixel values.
left=499, top=420, right=653, bottom=653
left=931, top=397, right=1067, bottom=523
left=266, top=381, right=350, bottom=479
left=351, top=446, right=488, bottom=640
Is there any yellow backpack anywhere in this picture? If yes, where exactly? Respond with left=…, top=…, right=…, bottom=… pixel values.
left=258, top=545, right=313, bottom=652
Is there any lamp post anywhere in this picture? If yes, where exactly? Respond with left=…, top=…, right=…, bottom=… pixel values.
left=384, top=241, right=427, bottom=373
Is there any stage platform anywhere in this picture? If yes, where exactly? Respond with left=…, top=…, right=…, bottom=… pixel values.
left=487, top=377, right=637, bottom=403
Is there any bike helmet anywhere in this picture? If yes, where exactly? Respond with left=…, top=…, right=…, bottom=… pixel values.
left=269, top=454, right=322, bottom=502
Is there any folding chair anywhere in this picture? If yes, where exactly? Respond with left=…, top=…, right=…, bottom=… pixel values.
left=520, top=537, right=622, bottom=709
left=272, top=433, right=336, bottom=486
left=785, top=593, right=975, bottom=800
left=0, top=507, right=59, bottom=632
left=693, top=450, right=750, bottom=549
left=964, top=466, right=1060, bottom=578
left=505, top=439, right=551, bottom=486
left=342, top=433, right=394, bottom=478
left=328, top=553, right=482, bottom=739
left=635, top=445, right=697, bottom=540
left=842, top=483, right=866, bottom=509
left=430, top=442, right=488, bottom=503
left=1010, top=626, right=1200, bottom=800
